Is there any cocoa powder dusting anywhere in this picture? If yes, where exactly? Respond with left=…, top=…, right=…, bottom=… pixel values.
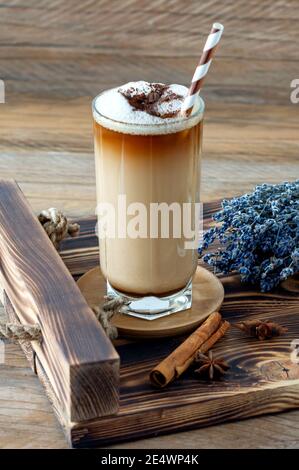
left=119, top=83, right=184, bottom=119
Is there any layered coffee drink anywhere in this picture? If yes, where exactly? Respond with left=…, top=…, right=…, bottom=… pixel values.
left=92, top=81, right=204, bottom=319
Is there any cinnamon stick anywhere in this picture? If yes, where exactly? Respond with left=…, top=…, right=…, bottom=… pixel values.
left=175, top=320, right=230, bottom=376
left=150, top=312, right=227, bottom=388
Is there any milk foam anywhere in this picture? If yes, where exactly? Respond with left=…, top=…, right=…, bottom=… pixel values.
left=93, top=81, right=204, bottom=135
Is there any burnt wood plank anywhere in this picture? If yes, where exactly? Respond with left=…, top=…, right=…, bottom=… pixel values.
left=69, top=272, right=299, bottom=447
left=4, top=292, right=69, bottom=435
left=71, top=384, right=299, bottom=447
left=63, top=205, right=299, bottom=447
left=0, top=180, right=119, bottom=423
left=70, top=276, right=299, bottom=446
left=2, top=201, right=299, bottom=448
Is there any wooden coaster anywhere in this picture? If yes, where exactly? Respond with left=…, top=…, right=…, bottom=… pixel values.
left=77, top=266, right=224, bottom=339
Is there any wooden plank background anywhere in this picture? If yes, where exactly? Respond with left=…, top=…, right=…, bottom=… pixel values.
left=0, top=0, right=298, bottom=448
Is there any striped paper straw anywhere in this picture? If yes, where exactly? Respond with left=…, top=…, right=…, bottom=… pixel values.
left=181, top=23, right=224, bottom=116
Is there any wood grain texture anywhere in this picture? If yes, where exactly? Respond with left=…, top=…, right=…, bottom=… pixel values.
left=4, top=292, right=73, bottom=435
left=61, top=211, right=299, bottom=447
left=0, top=180, right=119, bottom=423
left=2, top=206, right=299, bottom=448
left=1, top=0, right=298, bottom=104
left=0, top=1, right=298, bottom=219
left=6, top=208, right=299, bottom=448
left=0, top=0, right=298, bottom=449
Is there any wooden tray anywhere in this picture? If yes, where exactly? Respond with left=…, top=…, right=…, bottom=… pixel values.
left=1, top=180, right=299, bottom=448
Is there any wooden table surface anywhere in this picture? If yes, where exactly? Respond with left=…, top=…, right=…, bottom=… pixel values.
left=0, top=0, right=298, bottom=449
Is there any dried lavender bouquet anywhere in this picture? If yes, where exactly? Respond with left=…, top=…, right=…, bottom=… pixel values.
left=199, top=180, right=299, bottom=291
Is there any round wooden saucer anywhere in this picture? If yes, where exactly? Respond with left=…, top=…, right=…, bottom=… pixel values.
left=77, top=266, right=224, bottom=339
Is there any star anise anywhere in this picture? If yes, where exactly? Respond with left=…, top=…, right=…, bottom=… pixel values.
left=194, top=350, right=229, bottom=380
left=234, top=319, right=288, bottom=341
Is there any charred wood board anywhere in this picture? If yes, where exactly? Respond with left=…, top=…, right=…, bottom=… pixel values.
left=1, top=183, right=299, bottom=447
left=0, top=180, right=119, bottom=426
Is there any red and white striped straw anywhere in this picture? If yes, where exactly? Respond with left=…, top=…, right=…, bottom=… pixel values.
left=180, top=22, right=224, bottom=116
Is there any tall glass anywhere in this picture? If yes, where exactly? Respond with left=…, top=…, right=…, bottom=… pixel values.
left=92, top=90, right=204, bottom=319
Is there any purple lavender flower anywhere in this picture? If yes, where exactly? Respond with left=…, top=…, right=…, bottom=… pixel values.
left=199, top=180, right=299, bottom=291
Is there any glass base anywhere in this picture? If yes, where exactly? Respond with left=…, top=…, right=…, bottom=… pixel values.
left=107, top=280, right=192, bottom=320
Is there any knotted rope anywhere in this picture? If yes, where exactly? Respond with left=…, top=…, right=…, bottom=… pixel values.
left=0, top=297, right=123, bottom=343
left=92, top=296, right=127, bottom=340
left=38, top=207, right=80, bottom=249
left=0, top=321, right=42, bottom=342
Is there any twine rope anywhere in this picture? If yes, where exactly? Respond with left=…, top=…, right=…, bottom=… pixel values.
left=92, top=296, right=127, bottom=340
left=0, top=321, right=42, bottom=342
left=38, top=207, right=80, bottom=249
left=0, top=297, right=123, bottom=343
